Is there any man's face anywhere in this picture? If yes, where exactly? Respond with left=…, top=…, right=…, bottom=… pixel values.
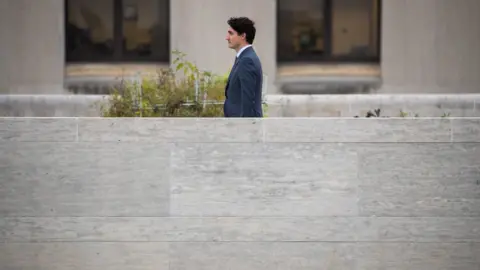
left=226, top=27, right=243, bottom=50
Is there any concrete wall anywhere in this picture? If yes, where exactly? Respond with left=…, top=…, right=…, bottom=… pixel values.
left=267, top=94, right=480, bottom=117
left=381, top=0, right=480, bottom=93
left=3, top=94, right=480, bottom=118
left=1, top=118, right=480, bottom=269
left=0, top=0, right=65, bottom=94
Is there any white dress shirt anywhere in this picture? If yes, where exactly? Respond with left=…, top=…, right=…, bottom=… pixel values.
left=236, top=44, right=252, bottom=58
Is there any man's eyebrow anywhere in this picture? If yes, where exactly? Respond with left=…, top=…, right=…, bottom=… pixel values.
left=228, top=30, right=233, bottom=34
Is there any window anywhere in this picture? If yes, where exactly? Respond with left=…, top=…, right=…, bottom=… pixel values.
left=65, top=0, right=170, bottom=62
left=277, top=0, right=381, bottom=62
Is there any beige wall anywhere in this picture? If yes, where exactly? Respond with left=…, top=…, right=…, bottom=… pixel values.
left=171, top=0, right=277, bottom=94
left=381, top=0, right=480, bottom=93
left=1, top=0, right=479, bottom=95
left=0, top=0, right=65, bottom=94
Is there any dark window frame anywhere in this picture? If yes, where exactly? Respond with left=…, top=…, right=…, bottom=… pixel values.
left=276, top=0, right=381, bottom=63
left=65, top=0, right=170, bottom=63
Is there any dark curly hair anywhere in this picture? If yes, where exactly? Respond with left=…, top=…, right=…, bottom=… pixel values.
left=227, top=17, right=256, bottom=44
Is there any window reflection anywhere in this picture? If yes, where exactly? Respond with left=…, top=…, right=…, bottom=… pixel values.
left=121, top=0, right=169, bottom=60
left=331, top=0, right=379, bottom=58
left=277, top=0, right=380, bottom=62
left=66, top=0, right=115, bottom=61
left=278, top=0, right=326, bottom=59
left=66, top=0, right=169, bottom=62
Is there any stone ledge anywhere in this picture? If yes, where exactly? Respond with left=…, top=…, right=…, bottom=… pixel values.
left=277, top=63, right=381, bottom=77
left=266, top=94, right=480, bottom=117
left=0, top=95, right=106, bottom=117
left=1, top=94, right=479, bottom=117
left=1, top=117, right=479, bottom=143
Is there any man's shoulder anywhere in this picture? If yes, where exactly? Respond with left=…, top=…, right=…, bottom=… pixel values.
left=245, top=47, right=259, bottom=58
left=239, top=55, right=255, bottom=63
left=237, top=55, right=256, bottom=69
left=239, top=51, right=260, bottom=65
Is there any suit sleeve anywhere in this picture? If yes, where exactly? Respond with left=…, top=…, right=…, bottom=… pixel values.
left=237, top=58, right=256, bottom=117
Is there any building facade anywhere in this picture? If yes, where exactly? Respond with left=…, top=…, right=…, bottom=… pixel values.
left=1, top=0, right=479, bottom=96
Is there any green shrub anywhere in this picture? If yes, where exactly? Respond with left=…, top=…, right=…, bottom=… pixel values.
left=99, top=50, right=268, bottom=117
left=100, top=50, right=228, bottom=117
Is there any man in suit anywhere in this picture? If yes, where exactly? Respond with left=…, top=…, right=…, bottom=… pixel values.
left=224, top=17, right=263, bottom=117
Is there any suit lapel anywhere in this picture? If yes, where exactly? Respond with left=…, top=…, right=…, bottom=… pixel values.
left=226, top=57, right=239, bottom=89
left=225, top=57, right=238, bottom=95
left=225, top=47, right=253, bottom=94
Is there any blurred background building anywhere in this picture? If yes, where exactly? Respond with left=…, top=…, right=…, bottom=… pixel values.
left=1, top=0, right=479, bottom=116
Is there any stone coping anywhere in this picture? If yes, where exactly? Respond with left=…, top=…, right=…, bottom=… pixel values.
left=1, top=117, right=479, bottom=143
left=1, top=94, right=480, bottom=117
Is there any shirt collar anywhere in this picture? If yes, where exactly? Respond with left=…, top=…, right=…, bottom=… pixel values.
left=236, top=44, right=252, bottom=58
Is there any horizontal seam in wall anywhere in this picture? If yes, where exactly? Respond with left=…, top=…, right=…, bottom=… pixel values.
left=1, top=240, right=479, bottom=244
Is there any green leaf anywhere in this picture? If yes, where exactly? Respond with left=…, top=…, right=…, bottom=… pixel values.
left=176, top=63, right=184, bottom=71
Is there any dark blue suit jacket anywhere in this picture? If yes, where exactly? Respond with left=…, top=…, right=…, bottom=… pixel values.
left=224, top=46, right=263, bottom=117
